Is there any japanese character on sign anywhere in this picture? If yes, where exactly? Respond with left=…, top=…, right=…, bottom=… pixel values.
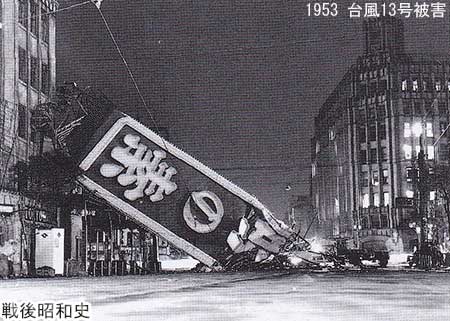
left=364, top=3, right=379, bottom=17
left=430, top=2, right=446, bottom=18
left=398, top=3, right=413, bottom=18
left=56, top=303, right=72, bottom=319
left=414, top=2, right=430, bottom=18
left=348, top=2, right=363, bottom=17
left=20, top=302, right=36, bottom=319
left=74, top=302, right=90, bottom=318
left=38, top=303, right=54, bottom=319
left=2, top=302, right=19, bottom=319
left=100, top=134, right=178, bottom=202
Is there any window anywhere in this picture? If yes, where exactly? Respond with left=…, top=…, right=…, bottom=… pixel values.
left=404, top=122, right=411, bottom=138
left=372, top=171, right=379, bottom=186
left=379, top=122, right=386, bottom=140
left=360, top=149, right=367, bottom=164
left=406, top=190, right=414, bottom=198
left=440, top=121, right=448, bottom=133
left=42, top=8, right=49, bottom=43
left=30, top=56, right=39, bottom=89
left=403, top=101, right=412, bottom=115
left=369, top=124, right=376, bottom=141
left=381, top=146, right=388, bottom=161
left=369, top=82, right=377, bottom=97
left=403, top=144, right=412, bottom=159
left=358, top=83, right=367, bottom=97
left=370, top=148, right=377, bottom=163
left=380, top=215, right=388, bottom=228
left=359, top=126, right=366, bottom=143
left=378, top=79, right=387, bottom=93
left=371, top=215, right=380, bottom=228
left=438, top=101, right=447, bottom=114
left=430, top=191, right=436, bottom=201
left=382, top=169, right=389, bottom=184
left=448, top=80, right=450, bottom=92
left=439, top=143, right=449, bottom=160
left=425, top=100, right=434, bottom=115
left=383, top=192, right=390, bottom=206
left=402, top=80, right=408, bottom=91
left=412, top=122, right=422, bottom=137
left=427, top=145, right=435, bottom=160
left=18, top=104, right=27, bottom=139
left=362, top=194, right=370, bottom=208
left=312, top=163, right=316, bottom=177
left=361, top=172, right=369, bottom=187
left=377, top=103, right=386, bottom=118
left=423, top=78, right=431, bottom=92
left=406, top=166, right=415, bottom=182
left=412, top=79, right=418, bottom=91
left=41, top=63, right=49, bottom=94
left=426, top=122, right=433, bottom=137
left=19, top=0, right=28, bottom=29
left=19, top=47, right=27, bottom=83
left=436, top=81, right=442, bottom=92
left=413, top=101, right=422, bottom=115
left=374, top=193, right=380, bottom=207
left=30, top=1, right=39, bottom=37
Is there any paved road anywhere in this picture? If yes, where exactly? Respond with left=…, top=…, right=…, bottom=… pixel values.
left=1, top=270, right=449, bottom=321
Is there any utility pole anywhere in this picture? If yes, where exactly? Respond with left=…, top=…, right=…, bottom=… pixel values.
left=416, top=147, right=428, bottom=251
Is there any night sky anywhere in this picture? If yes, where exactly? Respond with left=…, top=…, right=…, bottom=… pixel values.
left=56, top=0, right=449, bottom=219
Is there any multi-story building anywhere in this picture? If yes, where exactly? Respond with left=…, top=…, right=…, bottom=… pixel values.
left=0, top=0, right=58, bottom=275
left=311, top=17, right=450, bottom=252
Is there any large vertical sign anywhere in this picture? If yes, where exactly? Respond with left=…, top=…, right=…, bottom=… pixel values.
left=77, top=112, right=291, bottom=267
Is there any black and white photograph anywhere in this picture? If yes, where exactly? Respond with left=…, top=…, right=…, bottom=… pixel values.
left=0, top=1, right=450, bottom=320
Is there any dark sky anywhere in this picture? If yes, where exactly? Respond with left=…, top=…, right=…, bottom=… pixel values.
left=56, top=0, right=449, bottom=218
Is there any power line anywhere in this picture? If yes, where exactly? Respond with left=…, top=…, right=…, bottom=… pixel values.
left=92, top=1, right=169, bottom=151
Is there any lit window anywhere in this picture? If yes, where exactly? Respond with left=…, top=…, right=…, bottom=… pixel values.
left=403, top=144, right=412, bottom=159
left=427, top=146, right=435, bottom=160
left=436, top=81, right=442, bottom=92
left=412, top=122, right=422, bottom=137
left=426, top=122, right=433, bottom=137
left=448, top=80, right=450, bottom=92
left=412, top=79, right=418, bottom=91
left=430, top=191, right=436, bottom=201
left=382, top=169, right=389, bottom=184
left=372, top=171, right=379, bottom=186
left=404, top=122, right=411, bottom=137
left=312, top=163, right=316, bottom=177
left=402, top=80, right=407, bottom=91
left=374, top=193, right=380, bottom=207
left=406, top=190, right=414, bottom=198
left=362, top=194, right=370, bottom=208
left=383, top=192, right=390, bottom=206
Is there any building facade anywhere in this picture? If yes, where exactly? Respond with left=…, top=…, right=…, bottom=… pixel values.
left=0, top=0, right=58, bottom=275
left=311, top=17, right=450, bottom=252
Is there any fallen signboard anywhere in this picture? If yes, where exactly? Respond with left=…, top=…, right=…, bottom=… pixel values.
left=69, top=111, right=293, bottom=269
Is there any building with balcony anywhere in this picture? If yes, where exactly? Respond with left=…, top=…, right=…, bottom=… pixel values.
left=0, top=0, right=58, bottom=275
left=311, top=17, right=450, bottom=252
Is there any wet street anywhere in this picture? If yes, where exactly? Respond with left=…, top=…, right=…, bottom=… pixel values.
left=1, top=270, right=450, bottom=321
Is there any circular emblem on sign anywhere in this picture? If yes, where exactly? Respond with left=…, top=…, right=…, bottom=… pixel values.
left=183, top=191, right=224, bottom=234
